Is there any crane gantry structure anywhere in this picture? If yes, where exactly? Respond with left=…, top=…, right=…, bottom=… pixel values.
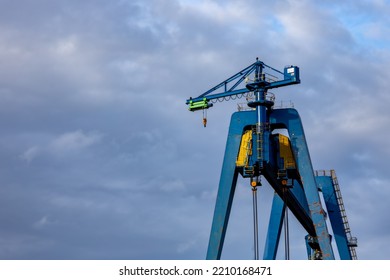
left=186, top=58, right=357, bottom=260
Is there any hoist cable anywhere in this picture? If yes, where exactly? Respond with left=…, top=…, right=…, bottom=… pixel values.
left=284, top=207, right=290, bottom=259
left=283, top=188, right=290, bottom=260
left=252, top=186, right=259, bottom=260
left=206, top=92, right=252, bottom=104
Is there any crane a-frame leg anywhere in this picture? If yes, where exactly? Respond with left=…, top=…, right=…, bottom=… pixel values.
left=263, top=193, right=285, bottom=260
left=270, top=108, right=335, bottom=260
left=206, top=108, right=336, bottom=260
left=206, top=111, right=255, bottom=260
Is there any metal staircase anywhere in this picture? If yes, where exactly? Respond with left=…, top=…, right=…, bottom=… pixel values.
left=329, top=170, right=358, bottom=259
left=315, top=170, right=358, bottom=260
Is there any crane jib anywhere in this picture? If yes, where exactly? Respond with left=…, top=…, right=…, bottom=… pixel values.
left=186, top=61, right=300, bottom=109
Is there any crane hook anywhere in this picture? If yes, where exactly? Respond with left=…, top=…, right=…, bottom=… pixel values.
left=202, top=109, right=207, bottom=127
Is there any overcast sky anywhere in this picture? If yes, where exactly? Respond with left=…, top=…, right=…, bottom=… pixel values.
left=0, top=0, right=389, bottom=260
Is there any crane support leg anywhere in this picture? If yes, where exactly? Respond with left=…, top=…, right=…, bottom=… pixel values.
left=206, top=111, right=257, bottom=260
left=270, top=108, right=335, bottom=260
left=263, top=193, right=285, bottom=260
left=316, top=172, right=357, bottom=260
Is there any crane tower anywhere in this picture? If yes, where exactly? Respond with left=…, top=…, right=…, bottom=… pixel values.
left=186, top=58, right=357, bottom=260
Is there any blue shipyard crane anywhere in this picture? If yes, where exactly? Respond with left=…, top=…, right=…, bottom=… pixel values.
left=186, top=58, right=357, bottom=260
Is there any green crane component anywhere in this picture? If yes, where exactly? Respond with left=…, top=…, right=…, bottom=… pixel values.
left=188, top=98, right=213, bottom=112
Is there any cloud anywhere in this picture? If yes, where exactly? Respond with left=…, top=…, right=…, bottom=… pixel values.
left=19, top=146, right=40, bottom=163
left=33, top=216, right=52, bottom=229
left=161, top=179, right=187, bottom=192
left=49, top=130, right=102, bottom=155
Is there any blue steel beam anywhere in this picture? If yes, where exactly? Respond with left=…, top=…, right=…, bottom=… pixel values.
left=206, top=111, right=256, bottom=260
left=263, top=193, right=285, bottom=260
left=198, top=62, right=257, bottom=97
left=316, top=175, right=353, bottom=260
left=305, top=235, right=315, bottom=259
left=270, top=108, right=335, bottom=260
left=262, top=164, right=314, bottom=236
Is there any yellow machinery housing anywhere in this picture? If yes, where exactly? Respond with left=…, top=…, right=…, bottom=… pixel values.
left=236, top=130, right=252, bottom=167
left=278, top=134, right=296, bottom=170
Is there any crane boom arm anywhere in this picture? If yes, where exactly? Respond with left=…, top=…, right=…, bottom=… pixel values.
left=186, top=59, right=300, bottom=111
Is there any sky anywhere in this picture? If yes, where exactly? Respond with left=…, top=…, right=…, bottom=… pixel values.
left=0, top=0, right=389, bottom=260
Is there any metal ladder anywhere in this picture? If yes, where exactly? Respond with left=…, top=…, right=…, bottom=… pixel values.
left=256, top=124, right=263, bottom=168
